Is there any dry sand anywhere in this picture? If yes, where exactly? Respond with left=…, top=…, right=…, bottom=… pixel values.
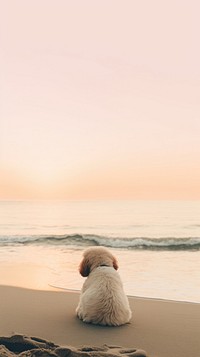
left=0, top=285, right=200, bottom=357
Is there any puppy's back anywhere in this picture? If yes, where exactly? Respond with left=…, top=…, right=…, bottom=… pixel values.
left=81, top=267, right=132, bottom=326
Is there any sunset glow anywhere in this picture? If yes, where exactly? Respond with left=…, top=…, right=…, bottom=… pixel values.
left=1, top=0, right=200, bottom=200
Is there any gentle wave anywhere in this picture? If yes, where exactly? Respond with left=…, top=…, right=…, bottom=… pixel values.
left=0, top=234, right=200, bottom=250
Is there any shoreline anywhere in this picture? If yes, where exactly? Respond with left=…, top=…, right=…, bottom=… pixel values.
left=50, top=285, right=200, bottom=305
left=2, top=276, right=200, bottom=306
left=1, top=258, right=200, bottom=304
left=0, top=285, right=200, bottom=357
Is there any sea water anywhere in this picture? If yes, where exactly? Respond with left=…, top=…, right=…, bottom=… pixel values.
left=0, top=200, right=200, bottom=303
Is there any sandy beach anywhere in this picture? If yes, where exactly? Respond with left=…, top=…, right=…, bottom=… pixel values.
left=0, top=285, right=200, bottom=357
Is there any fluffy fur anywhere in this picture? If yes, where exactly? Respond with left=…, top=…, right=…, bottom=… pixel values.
left=76, top=246, right=132, bottom=326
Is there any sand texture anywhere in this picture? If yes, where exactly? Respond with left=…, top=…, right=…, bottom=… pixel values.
left=0, top=335, right=147, bottom=356
left=0, top=286, right=200, bottom=357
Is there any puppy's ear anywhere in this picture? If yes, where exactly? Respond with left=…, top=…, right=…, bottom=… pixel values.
left=113, top=257, right=119, bottom=270
left=79, top=258, right=90, bottom=277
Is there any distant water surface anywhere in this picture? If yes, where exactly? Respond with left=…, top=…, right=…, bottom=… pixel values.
left=0, top=200, right=200, bottom=302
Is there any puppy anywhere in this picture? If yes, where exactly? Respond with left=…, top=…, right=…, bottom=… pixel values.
left=76, top=246, right=132, bottom=326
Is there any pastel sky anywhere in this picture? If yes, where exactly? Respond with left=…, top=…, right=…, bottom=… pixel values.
left=0, top=0, right=200, bottom=200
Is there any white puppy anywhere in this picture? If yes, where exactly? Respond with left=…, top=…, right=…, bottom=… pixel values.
left=76, top=246, right=132, bottom=326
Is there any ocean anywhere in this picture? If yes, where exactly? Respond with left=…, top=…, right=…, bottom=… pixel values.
left=0, top=200, right=200, bottom=303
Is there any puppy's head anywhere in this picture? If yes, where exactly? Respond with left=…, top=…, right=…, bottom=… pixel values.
left=79, top=246, right=118, bottom=277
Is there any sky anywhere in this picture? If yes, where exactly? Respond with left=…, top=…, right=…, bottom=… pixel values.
left=0, top=0, right=200, bottom=200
